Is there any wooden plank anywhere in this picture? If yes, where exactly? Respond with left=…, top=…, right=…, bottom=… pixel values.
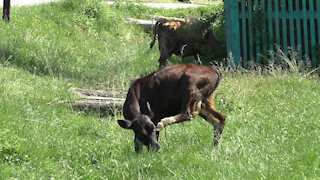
left=145, top=14, right=183, bottom=21
left=84, top=96, right=125, bottom=101
left=309, top=0, right=316, bottom=65
left=268, top=0, right=274, bottom=62
left=296, top=0, right=302, bottom=59
left=288, top=0, right=296, bottom=61
left=125, top=17, right=156, bottom=30
left=281, top=0, right=288, bottom=58
left=70, top=87, right=127, bottom=98
left=224, top=0, right=241, bottom=67
left=255, top=0, right=260, bottom=64
left=224, top=0, right=232, bottom=64
left=58, top=88, right=126, bottom=116
left=57, top=99, right=124, bottom=116
left=248, top=0, right=254, bottom=63
left=241, top=0, right=248, bottom=67
left=275, top=0, right=281, bottom=61
left=318, top=0, right=320, bottom=58
left=261, top=0, right=267, bottom=61
left=302, top=0, right=309, bottom=58
left=57, top=99, right=125, bottom=106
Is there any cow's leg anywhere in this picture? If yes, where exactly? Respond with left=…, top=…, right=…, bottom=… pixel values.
left=156, top=131, right=160, bottom=141
left=155, top=113, right=192, bottom=131
left=193, top=54, right=201, bottom=64
left=158, top=57, right=168, bottom=69
left=200, top=93, right=226, bottom=145
left=158, top=50, right=171, bottom=69
left=134, top=137, right=143, bottom=153
left=158, top=36, right=174, bottom=69
left=156, top=88, right=203, bottom=131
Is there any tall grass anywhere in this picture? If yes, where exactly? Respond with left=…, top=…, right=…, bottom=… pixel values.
left=0, top=0, right=319, bottom=179
left=0, top=0, right=160, bottom=88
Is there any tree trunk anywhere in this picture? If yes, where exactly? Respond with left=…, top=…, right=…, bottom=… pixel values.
left=2, top=0, right=10, bottom=22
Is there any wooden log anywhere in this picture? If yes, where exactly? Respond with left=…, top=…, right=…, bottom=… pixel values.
left=58, top=88, right=126, bottom=116
left=105, top=2, right=205, bottom=9
left=145, top=15, right=183, bottom=21
left=57, top=99, right=124, bottom=108
left=125, top=17, right=156, bottom=30
left=70, top=87, right=127, bottom=98
left=57, top=98, right=125, bottom=116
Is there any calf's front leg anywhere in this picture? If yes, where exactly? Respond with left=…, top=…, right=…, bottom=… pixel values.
left=155, top=114, right=191, bottom=131
left=155, top=101, right=202, bottom=131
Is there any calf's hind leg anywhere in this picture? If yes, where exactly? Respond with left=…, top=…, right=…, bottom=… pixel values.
left=200, top=93, right=226, bottom=145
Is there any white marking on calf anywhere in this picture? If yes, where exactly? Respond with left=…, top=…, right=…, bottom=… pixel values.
left=155, top=116, right=176, bottom=131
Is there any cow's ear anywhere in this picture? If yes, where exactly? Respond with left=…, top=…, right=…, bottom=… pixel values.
left=117, top=119, right=133, bottom=129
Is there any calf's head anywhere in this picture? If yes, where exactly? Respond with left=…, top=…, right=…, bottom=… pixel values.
left=118, top=115, right=160, bottom=153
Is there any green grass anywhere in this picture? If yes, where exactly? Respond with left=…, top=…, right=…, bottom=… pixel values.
left=0, top=0, right=319, bottom=179
left=105, top=0, right=223, bottom=4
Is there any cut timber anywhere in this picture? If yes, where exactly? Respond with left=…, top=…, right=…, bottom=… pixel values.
left=145, top=15, right=183, bottom=21
left=70, top=87, right=127, bottom=98
left=59, top=88, right=126, bottom=116
left=105, top=2, right=206, bottom=9
left=145, top=15, right=205, bottom=21
left=124, top=16, right=204, bottom=31
left=125, top=17, right=156, bottom=30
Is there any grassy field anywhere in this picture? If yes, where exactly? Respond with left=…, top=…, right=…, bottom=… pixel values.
left=105, top=0, right=223, bottom=4
left=0, top=0, right=319, bottom=179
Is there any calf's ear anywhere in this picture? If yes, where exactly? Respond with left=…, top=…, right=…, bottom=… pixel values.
left=117, top=119, right=133, bottom=129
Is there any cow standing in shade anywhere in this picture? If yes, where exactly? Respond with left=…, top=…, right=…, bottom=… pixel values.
left=117, top=64, right=226, bottom=153
left=150, top=18, right=216, bottom=69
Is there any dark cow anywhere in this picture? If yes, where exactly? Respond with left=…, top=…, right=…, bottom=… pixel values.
left=117, top=64, right=226, bottom=153
left=150, top=18, right=216, bottom=69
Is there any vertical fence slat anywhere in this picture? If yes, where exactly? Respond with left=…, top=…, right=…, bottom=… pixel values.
left=302, top=0, right=309, bottom=58
left=268, top=0, right=274, bottom=61
left=225, top=0, right=241, bottom=66
left=225, top=0, right=232, bottom=63
left=248, top=0, right=254, bottom=63
left=296, top=0, right=302, bottom=59
left=281, top=0, right=288, bottom=58
left=261, top=0, right=267, bottom=61
left=241, top=0, right=248, bottom=67
left=318, top=0, right=320, bottom=55
left=288, top=0, right=296, bottom=60
left=275, top=0, right=281, bottom=61
left=255, top=0, right=260, bottom=64
left=309, top=0, right=316, bottom=65
left=225, top=0, right=319, bottom=67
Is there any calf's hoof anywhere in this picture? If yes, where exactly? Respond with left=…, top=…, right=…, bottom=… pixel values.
left=155, top=122, right=164, bottom=131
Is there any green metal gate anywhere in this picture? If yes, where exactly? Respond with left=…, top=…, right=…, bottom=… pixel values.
left=224, top=0, right=320, bottom=67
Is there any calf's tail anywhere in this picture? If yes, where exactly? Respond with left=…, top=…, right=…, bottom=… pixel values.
left=150, top=21, right=161, bottom=49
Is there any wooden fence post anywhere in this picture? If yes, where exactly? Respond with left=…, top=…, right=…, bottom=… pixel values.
left=2, top=0, right=10, bottom=22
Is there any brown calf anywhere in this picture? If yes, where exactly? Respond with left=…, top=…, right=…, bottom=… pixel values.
left=150, top=18, right=216, bottom=69
left=117, top=64, right=226, bottom=153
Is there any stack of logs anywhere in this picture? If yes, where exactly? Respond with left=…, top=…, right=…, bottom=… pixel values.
left=58, top=88, right=126, bottom=116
